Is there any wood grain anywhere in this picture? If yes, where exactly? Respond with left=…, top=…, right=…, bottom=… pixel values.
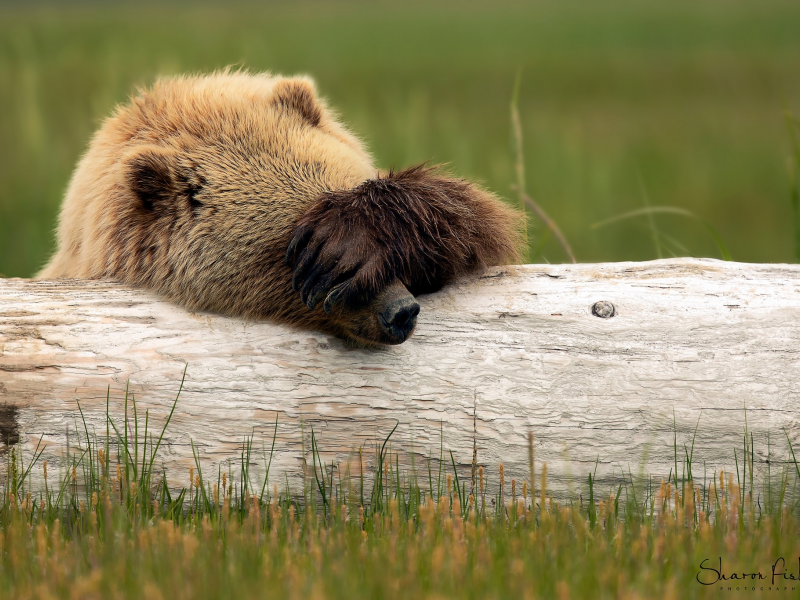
left=2, top=258, right=799, bottom=499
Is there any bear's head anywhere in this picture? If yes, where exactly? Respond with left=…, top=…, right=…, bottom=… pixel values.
left=40, top=72, right=521, bottom=346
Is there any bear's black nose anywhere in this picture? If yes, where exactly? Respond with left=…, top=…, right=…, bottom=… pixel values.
left=379, top=297, right=421, bottom=343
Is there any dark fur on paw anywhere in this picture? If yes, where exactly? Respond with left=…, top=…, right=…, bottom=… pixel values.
left=286, top=165, right=522, bottom=311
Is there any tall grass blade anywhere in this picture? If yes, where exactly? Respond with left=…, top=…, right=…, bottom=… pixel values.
left=147, top=364, right=187, bottom=478
left=259, top=413, right=279, bottom=504
left=784, top=108, right=800, bottom=262
left=591, top=206, right=732, bottom=261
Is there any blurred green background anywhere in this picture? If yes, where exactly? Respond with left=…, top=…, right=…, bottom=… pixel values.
left=2, top=0, right=800, bottom=277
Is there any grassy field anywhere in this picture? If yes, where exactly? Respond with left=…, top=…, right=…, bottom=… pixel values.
left=2, top=0, right=800, bottom=276
left=1, top=388, right=800, bottom=599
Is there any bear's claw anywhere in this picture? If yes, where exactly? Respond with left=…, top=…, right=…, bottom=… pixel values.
left=285, top=226, right=313, bottom=270
left=287, top=211, right=388, bottom=311
left=323, top=281, right=350, bottom=314
left=301, top=265, right=360, bottom=311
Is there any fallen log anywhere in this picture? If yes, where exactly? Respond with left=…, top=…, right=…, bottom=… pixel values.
left=1, top=258, right=799, bottom=499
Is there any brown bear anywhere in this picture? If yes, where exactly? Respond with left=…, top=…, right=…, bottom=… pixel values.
left=38, top=71, right=521, bottom=346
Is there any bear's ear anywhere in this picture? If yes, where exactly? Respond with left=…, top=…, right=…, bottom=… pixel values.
left=121, top=146, right=203, bottom=212
left=121, top=146, right=181, bottom=211
left=271, top=78, right=322, bottom=127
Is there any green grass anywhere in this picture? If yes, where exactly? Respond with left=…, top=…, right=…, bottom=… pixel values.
left=2, top=0, right=800, bottom=276
left=2, top=380, right=800, bottom=598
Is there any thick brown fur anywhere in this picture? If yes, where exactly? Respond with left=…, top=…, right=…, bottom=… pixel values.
left=286, top=164, right=521, bottom=311
left=39, top=71, right=522, bottom=345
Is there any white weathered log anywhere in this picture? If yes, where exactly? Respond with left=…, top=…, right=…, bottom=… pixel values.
left=2, top=258, right=800, bottom=499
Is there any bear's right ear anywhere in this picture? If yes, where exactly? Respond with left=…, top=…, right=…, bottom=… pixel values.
left=120, top=145, right=182, bottom=211
left=271, top=78, right=323, bottom=127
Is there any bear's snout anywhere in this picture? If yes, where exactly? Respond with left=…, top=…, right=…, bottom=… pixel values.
left=373, top=281, right=420, bottom=344
left=378, top=297, right=420, bottom=344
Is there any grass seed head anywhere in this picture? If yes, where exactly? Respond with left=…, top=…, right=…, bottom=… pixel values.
left=540, top=463, right=548, bottom=504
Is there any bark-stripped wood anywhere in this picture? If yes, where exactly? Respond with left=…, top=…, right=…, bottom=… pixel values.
left=1, top=258, right=800, bottom=499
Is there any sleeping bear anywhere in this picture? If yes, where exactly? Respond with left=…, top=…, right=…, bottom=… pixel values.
left=39, top=71, right=521, bottom=346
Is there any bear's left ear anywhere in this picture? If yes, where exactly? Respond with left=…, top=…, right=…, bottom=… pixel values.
left=271, top=78, right=323, bottom=127
left=120, top=145, right=203, bottom=212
